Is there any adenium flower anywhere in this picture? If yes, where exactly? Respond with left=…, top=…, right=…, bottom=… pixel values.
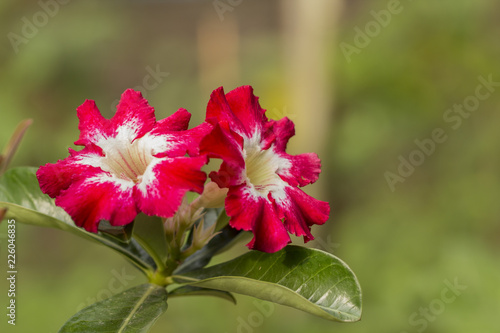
left=37, top=89, right=210, bottom=233
left=201, top=86, right=330, bottom=253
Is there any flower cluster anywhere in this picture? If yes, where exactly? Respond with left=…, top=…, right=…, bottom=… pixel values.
left=37, top=86, right=330, bottom=253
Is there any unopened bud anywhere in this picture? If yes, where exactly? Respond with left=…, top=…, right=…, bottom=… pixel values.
left=193, top=219, right=217, bottom=248
left=181, top=218, right=218, bottom=259
left=163, top=215, right=179, bottom=236
left=192, top=181, right=228, bottom=210
left=164, top=197, right=204, bottom=247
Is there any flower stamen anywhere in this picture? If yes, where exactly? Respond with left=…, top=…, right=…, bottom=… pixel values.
left=102, top=138, right=153, bottom=183
left=244, top=143, right=283, bottom=196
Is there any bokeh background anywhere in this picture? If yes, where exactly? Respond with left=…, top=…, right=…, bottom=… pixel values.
left=1, top=0, right=499, bottom=332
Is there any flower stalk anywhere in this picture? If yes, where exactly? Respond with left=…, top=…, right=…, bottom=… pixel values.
left=157, top=197, right=218, bottom=281
left=0, top=119, right=32, bottom=176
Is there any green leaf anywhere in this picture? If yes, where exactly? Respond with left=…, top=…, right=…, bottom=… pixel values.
left=98, top=220, right=135, bottom=243
left=59, top=283, right=168, bottom=333
left=133, top=215, right=169, bottom=271
left=168, top=285, right=237, bottom=304
left=174, top=245, right=362, bottom=322
left=0, top=167, right=155, bottom=273
left=0, top=166, right=76, bottom=224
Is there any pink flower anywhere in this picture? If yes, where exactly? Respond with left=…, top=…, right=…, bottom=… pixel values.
left=37, top=89, right=211, bottom=233
left=201, top=86, right=330, bottom=253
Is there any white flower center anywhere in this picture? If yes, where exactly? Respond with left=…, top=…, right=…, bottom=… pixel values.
left=244, top=139, right=288, bottom=196
left=101, top=137, right=154, bottom=183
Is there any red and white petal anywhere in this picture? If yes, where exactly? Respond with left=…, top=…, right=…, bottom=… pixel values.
left=200, top=123, right=245, bottom=168
left=247, top=200, right=291, bottom=253
left=136, top=156, right=207, bottom=218
left=270, top=117, right=295, bottom=153
left=278, top=152, right=322, bottom=187
left=55, top=174, right=138, bottom=233
left=225, top=185, right=261, bottom=231
left=180, top=122, right=214, bottom=156
left=225, top=186, right=291, bottom=253
left=275, top=191, right=314, bottom=242
left=150, top=108, right=191, bottom=134
left=206, top=87, right=247, bottom=136
left=74, top=100, right=111, bottom=146
left=110, top=89, right=156, bottom=142
left=225, top=86, right=268, bottom=138
left=37, top=145, right=105, bottom=198
left=259, top=121, right=276, bottom=151
left=37, top=161, right=95, bottom=199
left=280, top=187, right=330, bottom=241
left=209, top=161, right=245, bottom=188
left=153, top=122, right=213, bottom=158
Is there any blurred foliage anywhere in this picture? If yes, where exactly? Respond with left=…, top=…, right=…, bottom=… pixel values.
left=1, top=0, right=499, bottom=332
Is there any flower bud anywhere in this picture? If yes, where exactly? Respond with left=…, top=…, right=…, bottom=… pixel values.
left=192, top=181, right=228, bottom=210
left=181, top=218, right=218, bottom=259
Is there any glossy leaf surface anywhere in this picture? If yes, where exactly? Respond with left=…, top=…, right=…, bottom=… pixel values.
left=0, top=167, right=154, bottom=273
left=174, top=245, right=362, bottom=322
left=59, top=284, right=168, bottom=333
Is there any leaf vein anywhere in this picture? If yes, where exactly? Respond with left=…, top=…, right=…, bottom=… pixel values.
left=275, top=256, right=310, bottom=285
left=239, top=252, right=266, bottom=277
left=295, top=263, right=335, bottom=294
left=256, top=251, right=285, bottom=280
left=117, top=284, right=156, bottom=333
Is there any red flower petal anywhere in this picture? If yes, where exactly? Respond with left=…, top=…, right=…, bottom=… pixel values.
left=153, top=122, right=213, bottom=159
left=151, top=108, right=191, bottom=132
left=136, top=156, right=207, bottom=218
left=275, top=197, right=313, bottom=242
left=225, top=85, right=268, bottom=138
left=270, top=117, right=295, bottom=152
left=37, top=145, right=105, bottom=198
left=225, top=186, right=291, bottom=253
left=247, top=200, right=291, bottom=253
left=278, top=152, right=322, bottom=187
left=284, top=186, right=330, bottom=230
left=225, top=185, right=259, bottom=231
left=55, top=174, right=138, bottom=233
left=200, top=123, right=244, bottom=168
left=75, top=89, right=156, bottom=146
left=208, top=161, right=243, bottom=188
left=74, top=100, right=111, bottom=146
left=110, top=89, right=156, bottom=141
left=206, top=87, right=247, bottom=136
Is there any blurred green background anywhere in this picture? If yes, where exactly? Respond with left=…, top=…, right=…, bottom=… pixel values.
left=1, top=0, right=499, bottom=332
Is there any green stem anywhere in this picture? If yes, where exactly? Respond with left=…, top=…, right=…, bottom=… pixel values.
left=134, top=235, right=167, bottom=273
left=145, top=206, right=209, bottom=285
left=164, top=258, right=179, bottom=277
